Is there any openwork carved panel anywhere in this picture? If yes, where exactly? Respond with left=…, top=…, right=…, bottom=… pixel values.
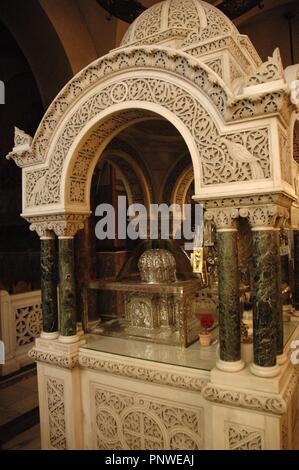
left=182, top=2, right=236, bottom=47
left=294, top=122, right=299, bottom=163
left=225, top=422, right=264, bottom=450
left=245, top=49, right=284, bottom=87
left=230, top=60, right=243, bottom=84
left=168, top=0, right=204, bottom=32
left=279, top=129, right=292, bottom=185
left=46, top=377, right=66, bottom=450
left=93, top=385, right=203, bottom=450
left=133, top=2, right=163, bottom=43
left=121, top=0, right=236, bottom=49
left=26, top=76, right=271, bottom=208
left=15, top=303, right=42, bottom=347
left=29, top=48, right=229, bottom=168
left=205, top=58, right=223, bottom=79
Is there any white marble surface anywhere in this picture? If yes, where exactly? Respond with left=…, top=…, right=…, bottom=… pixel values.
left=81, top=321, right=296, bottom=372
left=82, top=332, right=218, bottom=371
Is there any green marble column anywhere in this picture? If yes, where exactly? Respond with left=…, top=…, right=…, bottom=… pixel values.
left=294, top=231, right=299, bottom=311
left=59, top=238, right=77, bottom=337
left=275, top=230, right=284, bottom=357
left=252, top=230, right=279, bottom=367
left=217, top=230, right=241, bottom=362
left=41, top=236, right=58, bottom=333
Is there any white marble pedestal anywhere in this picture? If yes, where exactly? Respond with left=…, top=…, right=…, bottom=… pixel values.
left=29, top=326, right=299, bottom=450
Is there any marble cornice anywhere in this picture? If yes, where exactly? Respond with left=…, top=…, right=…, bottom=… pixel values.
left=78, top=350, right=209, bottom=392
left=202, top=369, right=298, bottom=416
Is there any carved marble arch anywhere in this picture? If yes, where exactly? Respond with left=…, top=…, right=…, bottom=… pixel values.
left=161, top=153, right=194, bottom=211
left=58, top=102, right=202, bottom=217
left=19, top=51, right=277, bottom=221
left=101, top=148, right=154, bottom=211
left=172, top=166, right=194, bottom=211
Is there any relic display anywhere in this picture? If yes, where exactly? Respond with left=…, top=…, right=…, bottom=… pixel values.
left=83, top=240, right=206, bottom=347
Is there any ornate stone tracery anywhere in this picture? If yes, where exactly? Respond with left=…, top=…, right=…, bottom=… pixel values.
left=244, top=49, right=285, bottom=88
left=5, top=0, right=299, bottom=451
left=94, top=385, right=203, bottom=450
left=225, top=422, right=264, bottom=450
left=24, top=75, right=274, bottom=212
left=46, top=377, right=67, bottom=450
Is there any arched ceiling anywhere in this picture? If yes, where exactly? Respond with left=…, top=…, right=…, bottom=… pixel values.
left=0, top=0, right=73, bottom=108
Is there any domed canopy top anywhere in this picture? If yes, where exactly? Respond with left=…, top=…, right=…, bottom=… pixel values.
left=120, top=0, right=238, bottom=48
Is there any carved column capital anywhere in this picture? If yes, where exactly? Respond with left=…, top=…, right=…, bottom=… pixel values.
left=239, top=205, right=289, bottom=230
left=54, top=216, right=86, bottom=238
left=205, top=208, right=239, bottom=231
left=29, top=222, right=54, bottom=239
left=27, top=213, right=88, bottom=238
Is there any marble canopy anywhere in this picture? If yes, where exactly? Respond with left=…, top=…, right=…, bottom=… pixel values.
left=6, top=0, right=299, bottom=451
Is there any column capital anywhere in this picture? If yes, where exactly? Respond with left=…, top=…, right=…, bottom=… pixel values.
left=205, top=207, right=239, bottom=231
left=26, top=213, right=88, bottom=238
left=29, top=222, right=55, bottom=239
left=239, top=204, right=289, bottom=230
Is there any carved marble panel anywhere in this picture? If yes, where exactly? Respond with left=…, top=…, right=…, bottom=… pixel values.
left=46, top=377, right=66, bottom=450
left=93, top=384, right=203, bottom=450
left=15, top=303, right=42, bottom=347
left=225, top=422, right=264, bottom=450
left=25, top=75, right=272, bottom=210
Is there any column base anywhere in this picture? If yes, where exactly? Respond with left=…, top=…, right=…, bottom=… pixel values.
left=277, top=352, right=288, bottom=365
left=250, top=363, right=280, bottom=378
left=40, top=331, right=59, bottom=340
left=58, top=334, right=80, bottom=344
left=216, top=358, right=245, bottom=373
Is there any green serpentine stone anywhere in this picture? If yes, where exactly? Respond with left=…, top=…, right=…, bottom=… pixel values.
left=275, top=230, right=283, bottom=356
left=217, top=231, right=241, bottom=362
left=41, top=238, right=58, bottom=333
left=252, top=230, right=278, bottom=367
left=59, top=238, right=77, bottom=337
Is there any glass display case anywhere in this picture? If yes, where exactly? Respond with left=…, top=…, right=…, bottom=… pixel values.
left=82, top=240, right=213, bottom=347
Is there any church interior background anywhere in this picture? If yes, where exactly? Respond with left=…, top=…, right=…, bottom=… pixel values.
left=1, top=0, right=299, bottom=451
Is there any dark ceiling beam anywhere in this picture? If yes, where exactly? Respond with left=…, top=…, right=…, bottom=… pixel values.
left=96, top=0, right=264, bottom=23
left=219, top=1, right=264, bottom=20
left=97, top=0, right=145, bottom=23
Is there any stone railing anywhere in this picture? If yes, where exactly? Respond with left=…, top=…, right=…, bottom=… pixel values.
left=0, top=290, right=42, bottom=376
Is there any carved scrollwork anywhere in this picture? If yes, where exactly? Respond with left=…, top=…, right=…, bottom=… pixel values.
left=46, top=377, right=67, bottom=450
left=239, top=205, right=290, bottom=229
left=28, top=213, right=88, bottom=238
left=205, top=207, right=239, bottom=230
left=79, top=353, right=209, bottom=392
left=29, top=347, right=79, bottom=369
left=245, top=49, right=285, bottom=88
left=121, top=0, right=237, bottom=50
left=94, top=385, right=203, bottom=450
left=202, top=382, right=287, bottom=415
left=26, top=74, right=273, bottom=209
left=15, top=304, right=42, bottom=346
left=225, top=422, right=264, bottom=450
